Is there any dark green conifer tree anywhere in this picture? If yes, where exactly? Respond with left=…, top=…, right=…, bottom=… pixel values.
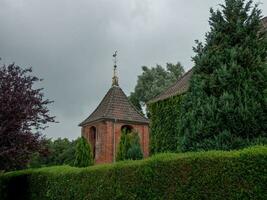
left=74, top=137, right=94, bottom=167
left=116, top=129, right=129, bottom=161
left=178, top=0, right=267, bottom=151
left=116, top=130, right=143, bottom=161
left=127, top=132, right=144, bottom=160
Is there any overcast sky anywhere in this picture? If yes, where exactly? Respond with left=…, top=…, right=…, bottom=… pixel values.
left=1, top=0, right=266, bottom=140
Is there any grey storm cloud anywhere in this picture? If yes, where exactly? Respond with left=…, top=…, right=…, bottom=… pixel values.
left=0, top=0, right=266, bottom=139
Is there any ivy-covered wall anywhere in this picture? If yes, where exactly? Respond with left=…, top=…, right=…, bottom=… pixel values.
left=148, top=94, right=183, bottom=154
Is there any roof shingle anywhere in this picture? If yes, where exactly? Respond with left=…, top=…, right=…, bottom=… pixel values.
left=148, top=68, right=194, bottom=104
left=79, top=86, right=149, bottom=126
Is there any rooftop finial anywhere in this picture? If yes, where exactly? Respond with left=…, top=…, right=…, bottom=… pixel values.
left=112, top=50, right=119, bottom=86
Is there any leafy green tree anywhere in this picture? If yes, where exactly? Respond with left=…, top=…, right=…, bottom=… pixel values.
left=116, top=130, right=143, bottom=161
left=129, top=62, right=184, bottom=114
left=28, top=139, right=53, bottom=168
left=128, top=92, right=142, bottom=113
left=60, top=140, right=77, bottom=165
left=29, top=138, right=77, bottom=168
left=50, top=138, right=77, bottom=165
left=178, top=0, right=267, bottom=152
left=74, top=137, right=94, bottom=167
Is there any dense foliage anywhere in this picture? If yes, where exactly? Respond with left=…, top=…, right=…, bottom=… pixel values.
left=129, top=62, right=184, bottom=114
left=116, top=130, right=143, bottom=161
left=126, top=132, right=143, bottom=160
left=0, top=145, right=266, bottom=200
left=74, top=137, right=94, bottom=167
left=29, top=138, right=77, bottom=168
left=116, top=130, right=130, bottom=161
left=178, top=0, right=267, bottom=151
left=0, top=64, right=55, bottom=171
left=148, top=95, right=183, bottom=154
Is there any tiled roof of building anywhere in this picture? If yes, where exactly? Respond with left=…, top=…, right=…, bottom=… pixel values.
left=79, top=86, right=149, bottom=126
left=148, top=68, right=194, bottom=104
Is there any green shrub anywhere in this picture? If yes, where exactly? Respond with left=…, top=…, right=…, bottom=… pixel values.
left=116, top=129, right=130, bottom=161
left=73, top=137, right=94, bottom=167
left=0, top=145, right=266, bottom=200
left=116, top=130, right=143, bottom=161
left=127, top=132, right=143, bottom=160
left=29, top=138, right=77, bottom=168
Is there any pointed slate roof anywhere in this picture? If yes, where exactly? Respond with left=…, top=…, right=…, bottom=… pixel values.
left=79, top=86, right=149, bottom=126
left=148, top=68, right=194, bottom=104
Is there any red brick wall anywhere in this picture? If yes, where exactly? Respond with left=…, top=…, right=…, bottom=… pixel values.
left=81, top=120, right=149, bottom=164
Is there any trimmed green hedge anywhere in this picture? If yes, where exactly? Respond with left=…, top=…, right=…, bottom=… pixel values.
left=1, top=145, right=267, bottom=200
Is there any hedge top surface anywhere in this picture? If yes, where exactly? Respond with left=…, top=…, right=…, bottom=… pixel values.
left=2, top=145, right=266, bottom=177
left=0, top=145, right=266, bottom=200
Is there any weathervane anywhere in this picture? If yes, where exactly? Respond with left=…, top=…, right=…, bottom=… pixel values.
left=112, top=50, right=119, bottom=86
left=113, top=50, right=117, bottom=66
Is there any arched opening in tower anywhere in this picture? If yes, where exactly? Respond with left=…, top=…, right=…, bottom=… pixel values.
left=121, top=125, right=133, bottom=134
left=89, top=126, right=97, bottom=159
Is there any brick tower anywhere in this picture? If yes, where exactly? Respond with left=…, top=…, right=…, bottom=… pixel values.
left=79, top=55, right=149, bottom=164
